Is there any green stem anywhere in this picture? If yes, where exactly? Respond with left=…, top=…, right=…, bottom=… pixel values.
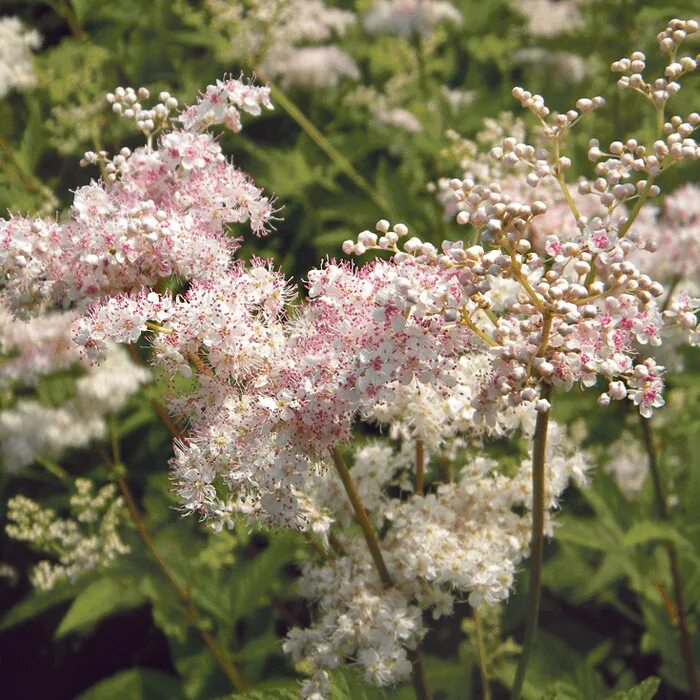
left=474, top=608, right=492, bottom=700
left=49, top=0, right=86, bottom=39
left=107, top=421, right=248, bottom=693
left=330, top=447, right=392, bottom=587
left=415, top=439, right=425, bottom=496
left=511, top=382, right=553, bottom=700
left=640, top=416, right=700, bottom=700
left=35, top=455, right=70, bottom=482
left=330, top=447, right=432, bottom=700
left=267, top=82, right=389, bottom=212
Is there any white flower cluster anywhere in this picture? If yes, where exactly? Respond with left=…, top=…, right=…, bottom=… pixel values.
left=0, top=306, right=81, bottom=388
left=287, top=420, right=589, bottom=695
left=512, top=0, right=584, bottom=38
left=0, top=16, right=41, bottom=99
left=602, top=434, right=648, bottom=500
left=344, top=86, right=423, bottom=135
left=207, top=0, right=359, bottom=88
left=5, top=479, right=130, bottom=590
left=0, top=345, right=151, bottom=472
left=363, top=0, right=461, bottom=38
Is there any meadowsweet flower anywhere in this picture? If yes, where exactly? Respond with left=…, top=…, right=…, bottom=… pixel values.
left=6, top=479, right=130, bottom=590
left=0, top=17, right=41, bottom=99
left=603, top=436, right=649, bottom=499
left=0, top=78, right=274, bottom=316
left=513, top=0, right=583, bottom=38
left=363, top=0, right=461, bottom=38
left=285, top=421, right=589, bottom=690
left=0, top=346, right=150, bottom=471
left=207, top=0, right=359, bottom=89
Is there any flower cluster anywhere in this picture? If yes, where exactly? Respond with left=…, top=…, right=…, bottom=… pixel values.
left=5, top=479, right=130, bottom=590
left=512, top=0, right=583, bottom=38
left=0, top=16, right=41, bottom=99
left=285, top=420, right=588, bottom=694
left=0, top=344, right=150, bottom=471
left=1, top=18, right=698, bottom=696
left=0, top=306, right=80, bottom=388
left=602, top=433, right=649, bottom=500
left=79, top=254, right=468, bottom=527
left=207, top=0, right=359, bottom=88
left=362, top=0, right=461, bottom=38
left=0, top=76, right=274, bottom=317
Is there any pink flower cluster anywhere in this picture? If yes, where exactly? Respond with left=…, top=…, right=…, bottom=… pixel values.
left=75, top=255, right=468, bottom=525
left=0, top=77, right=274, bottom=317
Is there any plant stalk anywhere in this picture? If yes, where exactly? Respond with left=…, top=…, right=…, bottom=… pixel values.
left=511, top=381, right=553, bottom=699
left=266, top=82, right=390, bottom=212
left=108, top=421, right=247, bottom=692
left=474, top=608, right=492, bottom=700
left=640, top=415, right=700, bottom=699
left=330, top=447, right=432, bottom=700
left=415, top=439, right=425, bottom=496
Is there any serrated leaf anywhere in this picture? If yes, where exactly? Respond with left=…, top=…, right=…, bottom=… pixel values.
left=55, top=576, right=145, bottom=638
left=76, top=668, right=185, bottom=700
left=606, top=677, right=660, bottom=700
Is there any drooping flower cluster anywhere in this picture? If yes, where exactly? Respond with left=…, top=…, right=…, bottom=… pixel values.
left=5, top=479, right=130, bottom=590
left=207, top=0, right=359, bottom=88
left=0, top=16, right=41, bottom=99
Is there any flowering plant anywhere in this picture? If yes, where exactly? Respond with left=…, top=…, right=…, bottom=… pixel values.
left=1, top=4, right=699, bottom=700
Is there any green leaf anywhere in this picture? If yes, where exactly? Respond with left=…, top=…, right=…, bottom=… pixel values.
left=76, top=668, right=185, bottom=700
left=0, top=585, right=74, bottom=631
left=329, top=671, right=380, bottom=700
left=55, top=576, right=145, bottom=638
left=605, top=677, right=660, bottom=699
left=220, top=685, right=298, bottom=700
left=623, top=521, right=697, bottom=557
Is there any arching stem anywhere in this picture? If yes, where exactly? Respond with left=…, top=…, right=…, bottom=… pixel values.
left=266, top=83, right=390, bottom=212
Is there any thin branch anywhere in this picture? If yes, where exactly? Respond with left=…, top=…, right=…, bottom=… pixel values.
left=511, top=382, right=553, bottom=700
left=415, top=439, right=425, bottom=496
left=107, top=420, right=247, bottom=692
left=640, top=415, right=700, bottom=700
left=330, top=447, right=432, bottom=700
